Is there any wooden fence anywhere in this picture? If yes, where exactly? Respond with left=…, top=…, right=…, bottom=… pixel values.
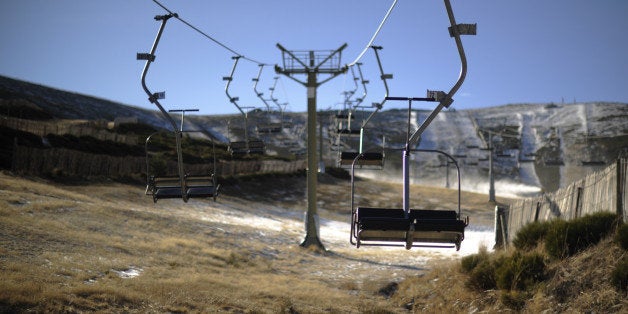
left=496, top=157, right=627, bottom=246
left=11, top=146, right=307, bottom=179
left=0, top=117, right=138, bottom=145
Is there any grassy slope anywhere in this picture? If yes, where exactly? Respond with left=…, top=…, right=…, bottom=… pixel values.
left=1, top=171, right=624, bottom=312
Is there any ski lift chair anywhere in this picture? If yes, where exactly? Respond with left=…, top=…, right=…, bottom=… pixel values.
left=224, top=56, right=266, bottom=156
left=147, top=173, right=219, bottom=203
left=247, top=139, right=266, bottom=155
left=252, top=65, right=283, bottom=134
left=228, top=141, right=249, bottom=156
left=339, top=151, right=385, bottom=168
left=138, top=14, right=220, bottom=203
left=338, top=104, right=386, bottom=169
left=339, top=135, right=386, bottom=169
left=351, top=0, right=475, bottom=250
left=256, top=123, right=282, bottom=134
left=228, top=139, right=265, bottom=156
left=350, top=148, right=468, bottom=250
left=144, top=132, right=220, bottom=203
left=338, top=47, right=390, bottom=169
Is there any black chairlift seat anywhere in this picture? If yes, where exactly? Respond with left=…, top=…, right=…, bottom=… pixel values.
left=354, top=207, right=468, bottom=250
left=228, top=141, right=249, bottom=156
left=339, top=151, right=384, bottom=168
left=248, top=139, right=265, bottom=155
left=147, top=174, right=220, bottom=203
left=186, top=175, right=220, bottom=201
left=229, top=140, right=265, bottom=156
left=337, top=128, right=361, bottom=137
left=335, top=113, right=355, bottom=120
left=257, top=123, right=282, bottom=134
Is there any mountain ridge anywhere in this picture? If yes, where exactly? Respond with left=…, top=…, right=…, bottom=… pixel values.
left=1, top=75, right=626, bottom=194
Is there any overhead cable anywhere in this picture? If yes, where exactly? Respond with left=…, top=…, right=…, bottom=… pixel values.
left=150, top=0, right=398, bottom=69
left=347, top=0, right=398, bottom=67
left=151, top=0, right=267, bottom=65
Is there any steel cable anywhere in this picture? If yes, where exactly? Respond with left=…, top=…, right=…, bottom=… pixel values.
left=150, top=0, right=398, bottom=68
left=151, top=0, right=266, bottom=65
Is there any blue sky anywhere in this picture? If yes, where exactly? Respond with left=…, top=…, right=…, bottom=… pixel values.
left=1, top=1, right=627, bottom=116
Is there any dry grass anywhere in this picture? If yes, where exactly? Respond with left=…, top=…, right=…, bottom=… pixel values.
left=6, top=171, right=490, bottom=313
left=4, top=171, right=624, bottom=313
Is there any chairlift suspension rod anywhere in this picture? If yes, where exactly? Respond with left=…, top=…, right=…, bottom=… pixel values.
left=358, top=46, right=391, bottom=153
left=353, top=63, right=368, bottom=109
left=269, top=76, right=282, bottom=112
left=407, top=0, right=475, bottom=148
left=252, top=64, right=272, bottom=111
left=224, top=55, right=249, bottom=146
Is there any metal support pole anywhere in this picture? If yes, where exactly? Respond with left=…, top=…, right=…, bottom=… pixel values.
left=303, top=70, right=323, bottom=248
left=445, top=161, right=451, bottom=188
left=489, top=132, right=496, bottom=202
left=275, top=43, right=347, bottom=250
left=319, top=112, right=325, bottom=173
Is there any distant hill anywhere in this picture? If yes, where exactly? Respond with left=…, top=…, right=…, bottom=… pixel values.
left=1, top=75, right=626, bottom=194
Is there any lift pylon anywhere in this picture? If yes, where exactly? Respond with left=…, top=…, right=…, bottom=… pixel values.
left=275, top=43, right=348, bottom=250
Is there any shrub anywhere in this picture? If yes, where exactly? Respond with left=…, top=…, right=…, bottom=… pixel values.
left=545, top=212, right=619, bottom=259
left=460, top=247, right=490, bottom=273
left=579, top=212, right=621, bottom=245
left=495, top=251, right=546, bottom=291
left=466, top=259, right=497, bottom=291
left=615, top=223, right=628, bottom=250
left=512, top=220, right=551, bottom=251
left=610, top=257, right=628, bottom=292
left=500, top=290, right=528, bottom=311
left=544, top=220, right=570, bottom=259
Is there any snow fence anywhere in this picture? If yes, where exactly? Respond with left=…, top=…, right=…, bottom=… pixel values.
left=497, top=157, right=627, bottom=246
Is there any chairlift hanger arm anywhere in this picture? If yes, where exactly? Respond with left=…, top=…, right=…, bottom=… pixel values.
left=268, top=76, right=284, bottom=111
left=347, top=66, right=360, bottom=105
left=407, top=0, right=475, bottom=148
left=252, top=64, right=272, bottom=111
left=138, top=13, right=179, bottom=132
left=371, top=45, right=391, bottom=106
left=224, top=56, right=246, bottom=116
left=361, top=46, right=390, bottom=129
left=355, top=62, right=368, bottom=108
